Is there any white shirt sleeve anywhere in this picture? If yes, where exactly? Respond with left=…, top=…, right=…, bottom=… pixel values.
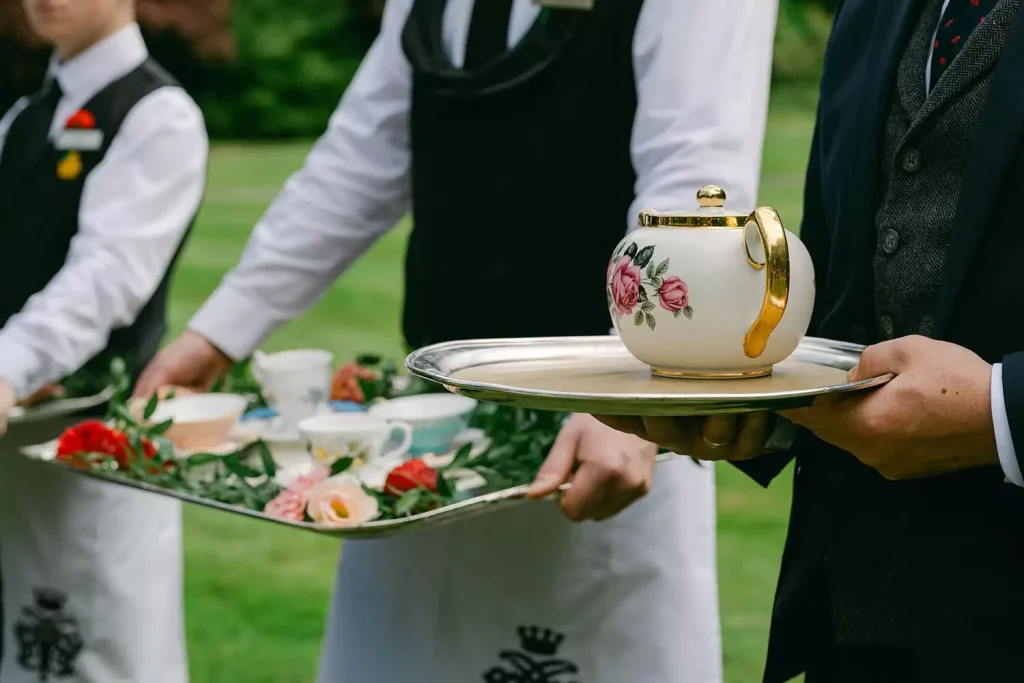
left=991, top=363, right=1023, bottom=486
left=0, top=88, right=208, bottom=399
left=629, top=0, right=777, bottom=221
left=188, top=0, right=415, bottom=361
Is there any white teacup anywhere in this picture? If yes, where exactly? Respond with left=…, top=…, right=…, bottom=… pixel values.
left=297, top=413, right=413, bottom=468
left=252, top=349, right=333, bottom=433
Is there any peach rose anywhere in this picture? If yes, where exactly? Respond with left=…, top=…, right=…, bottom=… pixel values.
left=306, top=477, right=380, bottom=526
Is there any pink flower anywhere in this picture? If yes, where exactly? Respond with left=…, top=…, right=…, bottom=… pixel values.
left=263, top=466, right=330, bottom=521
left=264, top=489, right=307, bottom=521
left=658, top=276, right=688, bottom=312
left=306, top=477, right=380, bottom=527
left=611, top=257, right=641, bottom=315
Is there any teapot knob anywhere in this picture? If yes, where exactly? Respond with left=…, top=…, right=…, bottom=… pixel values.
left=697, top=185, right=726, bottom=208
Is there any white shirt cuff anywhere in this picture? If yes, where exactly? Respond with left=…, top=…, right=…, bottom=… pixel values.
left=991, top=363, right=1023, bottom=487
left=188, top=286, right=280, bottom=362
left=0, top=337, right=45, bottom=400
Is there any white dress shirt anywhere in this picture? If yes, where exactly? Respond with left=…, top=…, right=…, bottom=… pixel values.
left=923, top=0, right=1021, bottom=486
left=0, top=22, right=208, bottom=399
left=190, top=0, right=778, bottom=359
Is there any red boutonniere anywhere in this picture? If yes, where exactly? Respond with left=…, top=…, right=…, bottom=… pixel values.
left=64, top=109, right=95, bottom=130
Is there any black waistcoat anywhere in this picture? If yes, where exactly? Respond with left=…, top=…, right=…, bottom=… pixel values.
left=400, top=0, right=644, bottom=349
left=0, top=59, right=196, bottom=378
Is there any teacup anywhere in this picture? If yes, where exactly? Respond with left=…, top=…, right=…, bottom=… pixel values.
left=366, top=394, right=477, bottom=455
left=252, top=349, right=334, bottom=433
left=297, top=413, right=413, bottom=468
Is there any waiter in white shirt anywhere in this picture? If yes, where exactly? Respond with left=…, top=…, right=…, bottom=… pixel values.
left=0, top=1, right=206, bottom=681
left=137, top=0, right=776, bottom=680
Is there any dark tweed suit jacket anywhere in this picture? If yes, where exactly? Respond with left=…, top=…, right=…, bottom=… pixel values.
left=738, top=0, right=1024, bottom=681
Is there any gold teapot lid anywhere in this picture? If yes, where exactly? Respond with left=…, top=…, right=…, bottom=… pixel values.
left=639, top=185, right=744, bottom=228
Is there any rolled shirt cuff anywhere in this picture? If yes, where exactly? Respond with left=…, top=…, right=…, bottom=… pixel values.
left=188, top=286, right=280, bottom=362
left=991, top=362, right=1024, bottom=487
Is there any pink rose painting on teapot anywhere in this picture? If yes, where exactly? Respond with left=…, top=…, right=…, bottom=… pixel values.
left=606, top=242, right=694, bottom=331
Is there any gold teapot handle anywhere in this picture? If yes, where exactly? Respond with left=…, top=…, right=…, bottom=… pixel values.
left=743, top=207, right=790, bottom=359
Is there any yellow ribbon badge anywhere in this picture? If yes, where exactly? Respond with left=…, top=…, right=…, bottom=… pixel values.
left=56, top=151, right=82, bottom=181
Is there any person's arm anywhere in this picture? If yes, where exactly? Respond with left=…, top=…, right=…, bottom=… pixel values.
left=628, top=0, right=776, bottom=220
left=0, top=89, right=206, bottom=399
left=188, top=0, right=414, bottom=361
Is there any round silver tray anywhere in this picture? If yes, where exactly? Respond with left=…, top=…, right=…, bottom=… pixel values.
left=405, top=336, right=891, bottom=416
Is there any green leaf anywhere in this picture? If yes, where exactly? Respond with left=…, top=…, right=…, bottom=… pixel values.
left=435, top=471, right=454, bottom=499
left=143, top=393, right=160, bottom=420
left=257, top=441, right=277, bottom=478
left=683, top=305, right=694, bottom=320
left=649, top=276, right=663, bottom=289
left=182, top=452, right=221, bottom=468
left=448, top=442, right=475, bottom=469
left=645, top=261, right=656, bottom=278
left=624, top=242, right=638, bottom=259
left=394, top=488, right=424, bottom=516
left=638, top=286, right=649, bottom=302
left=641, top=301, right=655, bottom=312
left=356, top=354, right=382, bottom=366
left=330, top=457, right=354, bottom=477
left=148, top=419, right=174, bottom=436
left=645, top=312, right=656, bottom=330
left=614, top=241, right=625, bottom=258
left=633, top=244, right=656, bottom=269
left=673, top=309, right=681, bottom=319
left=634, top=310, right=644, bottom=326
left=655, top=258, right=670, bottom=276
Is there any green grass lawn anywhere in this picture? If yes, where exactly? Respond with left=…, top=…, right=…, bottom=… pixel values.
left=173, top=96, right=816, bottom=683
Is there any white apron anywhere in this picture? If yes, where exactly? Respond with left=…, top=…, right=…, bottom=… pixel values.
left=317, top=457, right=721, bottom=683
left=0, top=417, right=188, bottom=683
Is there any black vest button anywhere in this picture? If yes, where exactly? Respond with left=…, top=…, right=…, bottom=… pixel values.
left=879, top=315, right=895, bottom=340
left=901, top=149, right=922, bottom=173
left=881, top=229, right=900, bottom=255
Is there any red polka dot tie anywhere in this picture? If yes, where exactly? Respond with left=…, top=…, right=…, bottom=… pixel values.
left=930, top=0, right=1000, bottom=90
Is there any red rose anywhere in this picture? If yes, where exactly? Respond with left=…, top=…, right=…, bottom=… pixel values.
left=384, top=459, right=438, bottom=496
left=56, top=420, right=159, bottom=470
left=330, top=361, right=378, bottom=404
left=65, top=109, right=95, bottom=130
left=610, top=256, right=641, bottom=315
left=658, top=276, right=689, bottom=312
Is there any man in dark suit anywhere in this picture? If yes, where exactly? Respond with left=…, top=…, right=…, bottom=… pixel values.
left=597, top=0, right=1024, bottom=681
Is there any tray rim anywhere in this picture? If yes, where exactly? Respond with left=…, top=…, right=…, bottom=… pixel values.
left=8, top=384, right=117, bottom=424
left=404, top=335, right=891, bottom=415
left=17, top=447, right=682, bottom=539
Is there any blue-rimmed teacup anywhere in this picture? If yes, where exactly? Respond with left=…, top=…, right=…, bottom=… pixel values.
left=366, top=394, right=477, bottom=455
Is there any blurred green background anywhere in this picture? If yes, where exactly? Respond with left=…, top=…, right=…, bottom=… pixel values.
left=0, top=1, right=833, bottom=681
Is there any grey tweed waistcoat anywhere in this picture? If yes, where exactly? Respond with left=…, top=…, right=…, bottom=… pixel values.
left=873, top=0, right=1021, bottom=341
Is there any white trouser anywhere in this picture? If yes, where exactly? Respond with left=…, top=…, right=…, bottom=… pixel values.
left=0, top=417, right=188, bottom=683
left=317, top=457, right=721, bottom=683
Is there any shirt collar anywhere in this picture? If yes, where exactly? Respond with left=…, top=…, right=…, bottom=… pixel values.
left=48, top=23, right=148, bottom=103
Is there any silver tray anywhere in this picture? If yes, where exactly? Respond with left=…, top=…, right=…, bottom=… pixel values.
left=17, top=440, right=681, bottom=539
left=406, top=336, right=891, bottom=416
left=8, top=385, right=117, bottom=424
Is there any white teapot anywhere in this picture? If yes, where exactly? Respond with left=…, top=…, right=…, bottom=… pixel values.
left=607, top=186, right=815, bottom=378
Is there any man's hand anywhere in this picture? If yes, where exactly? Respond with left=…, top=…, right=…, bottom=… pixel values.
left=593, top=413, right=774, bottom=463
left=781, top=335, right=997, bottom=480
left=527, top=413, right=658, bottom=522
left=134, top=330, right=234, bottom=398
left=0, top=380, right=17, bottom=436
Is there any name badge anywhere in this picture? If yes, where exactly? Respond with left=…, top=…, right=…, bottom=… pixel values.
left=533, top=0, right=594, bottom=10
left=55, top=129, right=104, bottom=152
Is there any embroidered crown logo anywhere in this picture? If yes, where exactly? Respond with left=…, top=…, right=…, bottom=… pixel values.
left=517, top=626, right=564, bottom=656
left=14, top=587, right=84, bottom=681
left=482, top=625, right=579, bottom=683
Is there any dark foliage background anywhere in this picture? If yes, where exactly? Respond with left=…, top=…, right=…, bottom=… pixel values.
left=0, top=0, right=829, bottom=139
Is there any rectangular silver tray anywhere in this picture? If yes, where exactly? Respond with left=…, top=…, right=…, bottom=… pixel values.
left=8, top=385, right=117, bottom=424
